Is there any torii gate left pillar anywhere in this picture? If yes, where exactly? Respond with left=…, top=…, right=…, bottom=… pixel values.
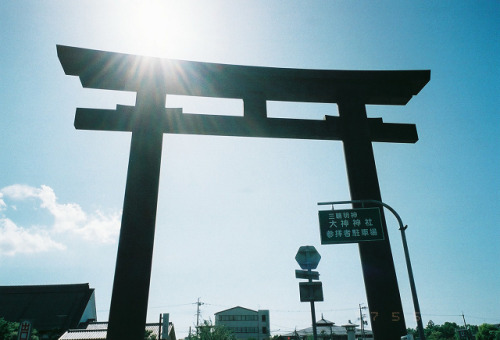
left=57, top=45, right=430, bottom=340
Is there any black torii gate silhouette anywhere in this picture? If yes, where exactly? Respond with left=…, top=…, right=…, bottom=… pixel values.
left=57, top=45, right=430, bottom=340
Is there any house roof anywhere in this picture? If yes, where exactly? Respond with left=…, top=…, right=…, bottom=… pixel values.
left=0, top=283, right=95, bottom=331
left=214, top=306, right=258, bottom=315
left=282, top=317, right=372, bottom=337
left=58, top=321, right=175, bottom=340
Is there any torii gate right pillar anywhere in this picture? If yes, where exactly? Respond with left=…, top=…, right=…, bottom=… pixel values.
left=339, top=99, right=406, bottom=339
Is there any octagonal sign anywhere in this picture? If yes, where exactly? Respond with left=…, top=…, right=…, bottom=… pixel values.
left=295, top=245, right=321, bottom=270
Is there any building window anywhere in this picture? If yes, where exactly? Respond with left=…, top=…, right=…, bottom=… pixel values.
left=262, top=327, right=267, bottom=334
left=262, top=315, right=266, bottom=322
left=219, top=314, right=260, bottom=322
left=229, top=327, right=259, bottom=334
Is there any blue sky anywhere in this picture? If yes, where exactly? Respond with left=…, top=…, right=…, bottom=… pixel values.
left=1, top=1, right=499, bottom=337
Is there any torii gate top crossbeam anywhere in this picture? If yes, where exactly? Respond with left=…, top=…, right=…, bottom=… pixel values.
left=56, top=45, right=429, bottom=144
left=57, top=45, right=429, bottom=105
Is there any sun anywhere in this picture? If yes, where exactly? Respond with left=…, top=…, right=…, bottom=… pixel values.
left=122, top=1, right=196, bottom=57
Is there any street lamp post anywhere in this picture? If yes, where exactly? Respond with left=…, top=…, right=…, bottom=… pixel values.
left=318, top=200, right=426, bottom=340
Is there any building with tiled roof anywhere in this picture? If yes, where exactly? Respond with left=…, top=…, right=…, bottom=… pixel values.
left=0, top=283, right=96, bottom=339
left=279, top=316, right=373, bottom=340
left=58, top=318, right=176, bottom=340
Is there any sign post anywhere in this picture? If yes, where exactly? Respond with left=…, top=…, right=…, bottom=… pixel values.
left=295, top=246, right=323, bottom=340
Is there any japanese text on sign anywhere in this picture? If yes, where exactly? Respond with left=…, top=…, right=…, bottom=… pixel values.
left=318, top=208, right=384, bottom=244
left=17, top=321, right=31, bottom=340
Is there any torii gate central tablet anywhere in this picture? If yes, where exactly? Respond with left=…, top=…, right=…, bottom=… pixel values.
left=57, top=45, right=430, bottom=340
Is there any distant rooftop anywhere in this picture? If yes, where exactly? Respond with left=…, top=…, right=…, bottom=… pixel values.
left=281, top=316, right=373, bottom=338
left=215, top=306, right=264, bottom=314
left=0, top=283, right=96, bottom=331
left=58, top=321, right=176, bottom=340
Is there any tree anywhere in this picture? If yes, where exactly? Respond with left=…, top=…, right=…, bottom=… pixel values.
left=440, top=322, right=460, bottom=339
left=144, top=329, right=158, bottom=340
left=476, top=324, right=500, bottom=340
left=189, top=320, right=236, bottom=340
left=406, top=327, right=417, bottom=339
left=0, top=318, right=39, bottom=340
left=424, top=320, right=438, bottom=339
left=407, top=320, right=462, bottom=340
left=428, top=330, right=444, bottom=340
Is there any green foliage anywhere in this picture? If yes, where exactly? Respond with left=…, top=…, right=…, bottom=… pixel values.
left=407, top=327, right=418, bottom=338
left=439, top=322, right=460, bottom=339
left=188, top=320, right=236, bottom=340
left=0, top=317, right=18, bottom=340
left=422, top=320, right=457, bottom=340
left=407, top=320, right=500, bottom=340
left=407, top=320, right=463, bottom=340
left=0, top=318, right=39, bottom=340
left=476, top=324, right=500, bottom=340
left=145, top=329, right=158, bottom=340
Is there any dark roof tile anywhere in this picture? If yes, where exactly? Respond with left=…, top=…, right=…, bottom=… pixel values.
left=0, top=283, right=95, bottom=331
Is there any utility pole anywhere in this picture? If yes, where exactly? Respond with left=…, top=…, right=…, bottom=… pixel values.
left=195, top=298, right=204, bottom=335
left=359, top=304, right=367, bottom=340
left=462, top=312, right=471, bottom=340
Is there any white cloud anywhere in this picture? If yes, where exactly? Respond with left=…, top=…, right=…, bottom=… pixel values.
left=0, top=192, right=6, bottom=211
left=37, top=185, right=87, bottom=233
left=0, top=184, right=121, bottom=256
left=0, top=218, right=66, bottom=256
left=72, top=210, right=121, bottom=244
left=1, top=184, right=40, bottom=200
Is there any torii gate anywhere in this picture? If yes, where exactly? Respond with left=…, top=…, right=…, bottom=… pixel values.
left=57, top=45, right=430, bottom=340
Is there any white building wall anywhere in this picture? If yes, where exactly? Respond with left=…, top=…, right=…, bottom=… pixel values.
left=215, top=307, right=270, bottom=340
left=257, top=310, right=270, bottom=340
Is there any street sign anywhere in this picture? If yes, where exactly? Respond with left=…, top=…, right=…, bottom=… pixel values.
left=295, top=269, right=320, bottom=280
left=17, top=321, right=31, bottom=340
left=295, top=246, right=321, bottom=270
left=299, top=282, right=324, bottom=302
left=318, top=208, right=384, bottom=244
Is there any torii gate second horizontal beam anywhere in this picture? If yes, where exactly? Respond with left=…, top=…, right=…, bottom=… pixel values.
left=74, top=106, right=419, bottom=143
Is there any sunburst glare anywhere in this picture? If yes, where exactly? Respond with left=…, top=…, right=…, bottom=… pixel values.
left=122, top=1, right=197, bottom=57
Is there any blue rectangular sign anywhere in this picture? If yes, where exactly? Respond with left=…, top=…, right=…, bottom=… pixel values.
left=319, top=208, right=385, bottom=244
